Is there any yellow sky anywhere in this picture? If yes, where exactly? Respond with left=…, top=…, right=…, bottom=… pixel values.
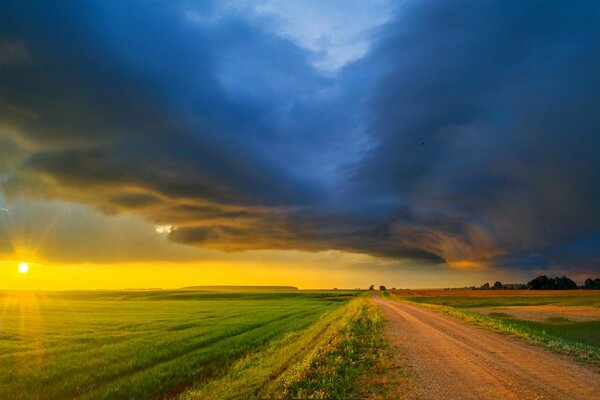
left=0, top=257, right=530, bottom=291
left=0, top=197, right=530, bottom=290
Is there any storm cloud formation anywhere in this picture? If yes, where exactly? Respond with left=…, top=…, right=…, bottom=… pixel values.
left=1, top=0, right=599, bottom=273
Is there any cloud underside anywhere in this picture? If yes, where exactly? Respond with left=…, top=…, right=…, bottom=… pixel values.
left=1, top=0, right=599, bottom=271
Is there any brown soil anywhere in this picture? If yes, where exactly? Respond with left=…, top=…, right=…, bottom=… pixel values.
left=473, top=305, right=600, bottom=322
left=374, top=296, right=600, bottom=400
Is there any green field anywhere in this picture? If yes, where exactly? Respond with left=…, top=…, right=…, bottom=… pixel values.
left=407, top=294, right=600, bottom=308
left=0, top=289, right=381, bottom=399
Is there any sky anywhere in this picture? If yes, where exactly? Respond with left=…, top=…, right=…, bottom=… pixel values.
left=0, top=0, right=599, bottom=289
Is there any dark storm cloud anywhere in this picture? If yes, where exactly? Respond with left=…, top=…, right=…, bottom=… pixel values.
left=169, top=209, right=445, bottom=263
left=1, top=0, right=599, bottom=272
left=349, top=0, right=600, bottom=268
left=0, top=1, right=323, bottom=209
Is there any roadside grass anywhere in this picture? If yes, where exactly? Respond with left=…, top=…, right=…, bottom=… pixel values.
left=181, top=296, right=398, bottom=400
left=0, top=290, right=360, bottom=399
left=399, top=300, right=600, bottom=368
left=279, top=299, right=385, bottom=400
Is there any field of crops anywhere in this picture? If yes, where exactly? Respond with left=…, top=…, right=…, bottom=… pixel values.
left=0, top=289, right=371, bottom=399
left=401, top=290, right=600, bottom=308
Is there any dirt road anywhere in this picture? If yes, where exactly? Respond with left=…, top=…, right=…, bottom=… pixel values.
left=374, top=297, right=600, bottom=400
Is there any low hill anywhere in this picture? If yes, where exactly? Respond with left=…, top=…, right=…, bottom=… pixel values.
left=180, top=285, right=299, bottom=291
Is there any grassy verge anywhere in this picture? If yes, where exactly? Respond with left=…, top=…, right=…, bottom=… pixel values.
left=180, top=297, right=389, bottom=399
left=277, top=299, right=385, bottom=399
left=406, top=301, right=600, bottom=368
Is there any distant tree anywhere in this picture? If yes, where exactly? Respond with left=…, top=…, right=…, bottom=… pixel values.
left=391, top=287, right=397, bottom=291
left=481, top=282, right=490, bottom=290
left=554, top=276, right=577, bottom=290
left=369, top=284, right=375, bottom=291
left=379, top=285, right=387, bottom=291
left=528, top=275, right=552, bottom=290
left=583, top=278, right=600, bottom=290
left=493, top=281, right=503, bottom=290
left=528, top=275, right=577, bottom=290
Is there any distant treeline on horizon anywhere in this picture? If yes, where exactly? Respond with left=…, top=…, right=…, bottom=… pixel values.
left=475, top=275, right=600, bottom=290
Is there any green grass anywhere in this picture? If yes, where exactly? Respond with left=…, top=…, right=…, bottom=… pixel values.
left=180, top=297, right=391, bottom=400
left=487, top=312, right=513, bottom=318
left=278, top=299, right=384, bottom=399
left=486, top=317, right=600, bottom=348
left=178, top=300, right=353, bottom=400
left=0, top=290, right=362, bottom=399
left=407, top=295, right=600, bottom=308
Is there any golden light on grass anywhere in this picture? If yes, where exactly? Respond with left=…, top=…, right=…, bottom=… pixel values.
left=18, top=262, right=29, bottom=274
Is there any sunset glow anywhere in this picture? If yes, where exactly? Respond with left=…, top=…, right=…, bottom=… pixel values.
left=18, top=262, right=29, bottom=274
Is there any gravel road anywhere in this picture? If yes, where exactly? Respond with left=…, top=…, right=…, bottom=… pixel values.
left=374, top=297, right=600, bottom=400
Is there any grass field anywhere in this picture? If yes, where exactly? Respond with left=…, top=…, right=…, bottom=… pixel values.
left=392, top=290, right=600, bottom=366
left=0, top=289, right=381, bottom=399
left=402, top=290, right=600, bottom=308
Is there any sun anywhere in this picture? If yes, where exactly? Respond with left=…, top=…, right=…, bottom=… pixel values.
left=18, top=262, right=29, bottom=274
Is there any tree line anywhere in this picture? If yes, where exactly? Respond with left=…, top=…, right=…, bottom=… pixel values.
left=479, top=275, right=600, bottom=290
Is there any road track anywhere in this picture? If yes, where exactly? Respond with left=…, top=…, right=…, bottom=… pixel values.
left=374, top=297, right=600, bottom=400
